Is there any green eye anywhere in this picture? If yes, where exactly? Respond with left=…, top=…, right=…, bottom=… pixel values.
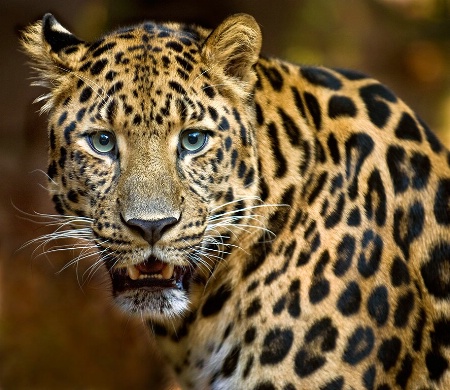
left=89, top=131, right=116, bottom=154
left=179, top=130, right=208, bottom=153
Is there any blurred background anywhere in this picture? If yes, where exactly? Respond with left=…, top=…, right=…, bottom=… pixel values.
left=1, top=0, right=450, bottom=388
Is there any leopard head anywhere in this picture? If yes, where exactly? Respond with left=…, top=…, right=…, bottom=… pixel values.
left=22, top=13, right=262, bottom=321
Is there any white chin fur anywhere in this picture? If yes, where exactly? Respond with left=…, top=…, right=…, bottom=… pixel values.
left=113, top=288, right=190, bottom=320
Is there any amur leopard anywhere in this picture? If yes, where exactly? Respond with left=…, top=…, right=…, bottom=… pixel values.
left=22, top=12, right=450, bottom=390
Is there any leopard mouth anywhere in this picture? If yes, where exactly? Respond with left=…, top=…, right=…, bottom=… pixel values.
left=109, top=256, right=192, bottom=293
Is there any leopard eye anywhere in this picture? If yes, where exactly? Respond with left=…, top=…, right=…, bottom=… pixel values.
left=179, top=129, right=208, bottom=153
left=89, top=131, right=116, bottom=154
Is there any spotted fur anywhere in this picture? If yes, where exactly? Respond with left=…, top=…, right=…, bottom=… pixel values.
left=22, top=13, right=450, bottom=389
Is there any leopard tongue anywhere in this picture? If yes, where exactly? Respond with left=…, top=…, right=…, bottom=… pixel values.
left=127, top=260, right=175, bottom=280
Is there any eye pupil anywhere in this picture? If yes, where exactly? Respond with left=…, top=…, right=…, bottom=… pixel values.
left=99, top=133, right=110, bottom=146
left=187, top=133, right=199, bottom=145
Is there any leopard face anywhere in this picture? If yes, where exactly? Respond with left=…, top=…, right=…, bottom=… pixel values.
left=22, top=14, right=262, bottom=320
left=23, top=13, right=450, bottom=390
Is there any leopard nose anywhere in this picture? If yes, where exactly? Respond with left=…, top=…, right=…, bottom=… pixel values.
left=125, top=217, right=178, bottom=245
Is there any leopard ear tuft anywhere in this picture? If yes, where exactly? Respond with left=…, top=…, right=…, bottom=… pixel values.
left=21, top=13, right=88, bottom=111
left=41, top=13, right=84, bottom=55
left=202, top=14, right=262, bottom=97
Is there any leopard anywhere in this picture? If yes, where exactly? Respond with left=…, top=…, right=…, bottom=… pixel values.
left=21, top=12, right=450, bottom=390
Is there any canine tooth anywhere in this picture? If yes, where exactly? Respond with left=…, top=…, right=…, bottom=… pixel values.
left=161, top=264, right=175, bottom=279
left=127, top=265, right=140, bottom=280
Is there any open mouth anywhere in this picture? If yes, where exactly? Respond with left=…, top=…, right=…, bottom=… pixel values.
left=109, top=256, right=192, bottom=293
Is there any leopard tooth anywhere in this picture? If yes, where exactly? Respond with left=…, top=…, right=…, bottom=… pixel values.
left=161, top=263, right=175, bottom=279
left=127, top=265, right=140, bottom=280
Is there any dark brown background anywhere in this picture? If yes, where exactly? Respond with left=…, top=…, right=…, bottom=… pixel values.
left=1, top=0, right=450, bottom=388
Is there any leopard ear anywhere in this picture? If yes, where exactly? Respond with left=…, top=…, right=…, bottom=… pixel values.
left=202, top=14, right=262, bottom=97
left=21, top=14, right=88, bottom=107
